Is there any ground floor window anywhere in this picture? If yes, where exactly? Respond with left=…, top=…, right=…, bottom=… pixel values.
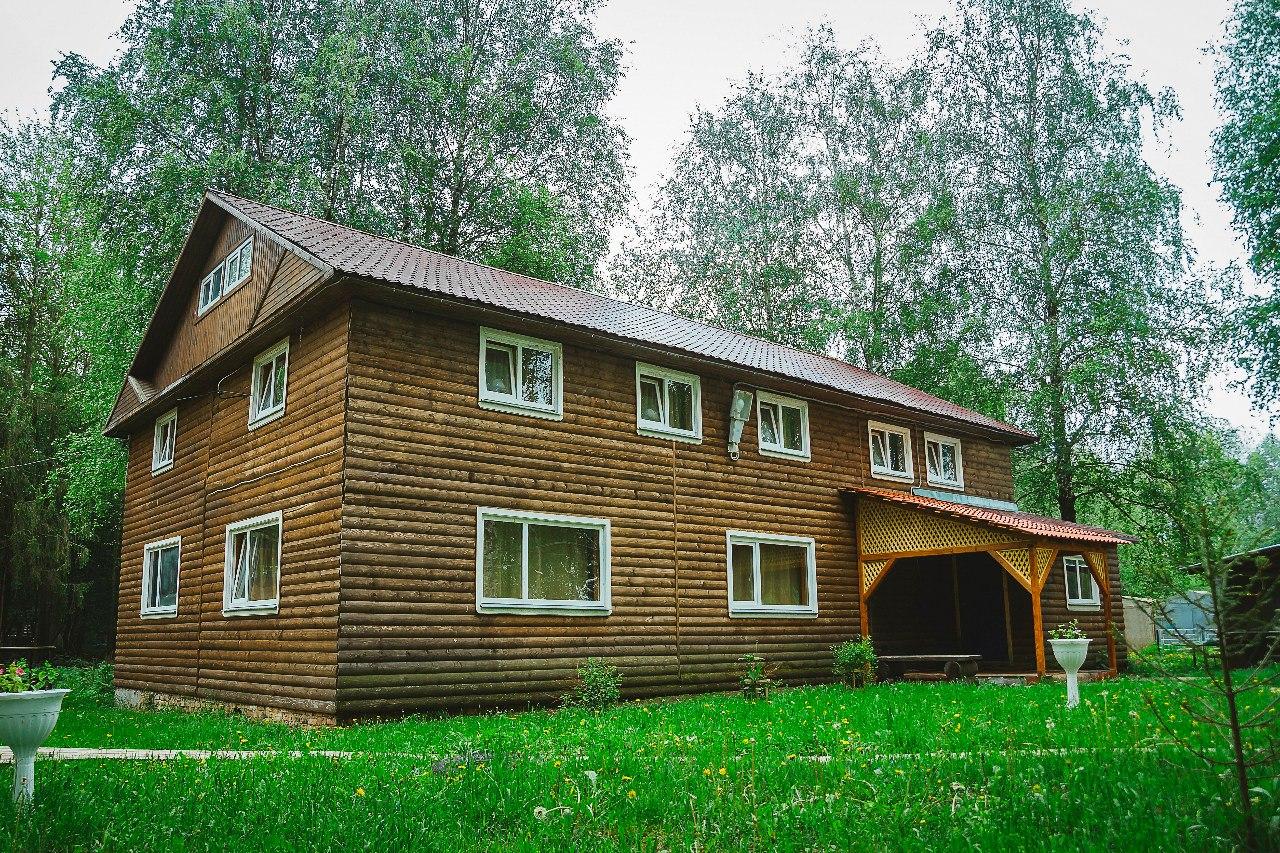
left=476, top=508, right=611, bottom=614
left=141, top=536, right=181, bottom=617
left=1063, top=554, right=1100, bottom=608
left=224, top=511, right=282, bottom=615
left=726, top=530, right=818, bottom=617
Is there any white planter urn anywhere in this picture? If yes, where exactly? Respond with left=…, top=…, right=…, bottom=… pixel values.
left=0, top=689, right=70, bottom=803
left=1049, top=638, right=1091, bottom=709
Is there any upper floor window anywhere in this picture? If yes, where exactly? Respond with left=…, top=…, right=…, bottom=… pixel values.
left=141, top=536, right=181, bottom=617
left=727, top=530, right=818, bottom=617
left=868, top=421, right=912, bottom=481
left=152, top=408, right=177, bottom=474
left=757, top=391, right=809, bottom=459
left=1063, top=555, right=1100, bottom=608
left=924, top=432, right=964, bottom=489
left=198, top=237, right=253, bottom=315
left=636, top=363, right=701, bottom=442
left=476, top=507, right=610, bottom=615
left=249, top=338, right=289, bottom=429
left=224, top=511, right=282, bottom=616
left=478, top=328, right=563, bottom=420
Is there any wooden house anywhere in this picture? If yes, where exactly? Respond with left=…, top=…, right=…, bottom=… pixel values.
left=106, top=192, right=1133, bottom=723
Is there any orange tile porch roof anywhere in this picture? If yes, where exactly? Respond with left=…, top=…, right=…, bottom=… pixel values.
left=846, top=486, right=1137, bottom=546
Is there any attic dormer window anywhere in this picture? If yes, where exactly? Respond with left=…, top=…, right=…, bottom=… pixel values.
left=198, top=237, right=253, bottom=315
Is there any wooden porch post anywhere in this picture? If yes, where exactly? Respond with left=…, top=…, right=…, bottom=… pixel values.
left=1031, top=544, right=1046, bottom=676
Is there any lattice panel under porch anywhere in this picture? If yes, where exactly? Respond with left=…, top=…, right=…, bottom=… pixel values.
left=1034, top=547, right=1059, bottom=587
left=858, top=497, right=1017, bottom=556
left=860, top=559, right=890, bottom=594
left=995, top=547, right=1033, bottom=588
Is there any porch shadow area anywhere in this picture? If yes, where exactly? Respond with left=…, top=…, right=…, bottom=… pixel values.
left=867, top=553, right=1036, bottom=673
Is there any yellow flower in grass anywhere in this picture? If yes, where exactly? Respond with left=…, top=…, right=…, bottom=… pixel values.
left=356, top=788, right=366, bottom=797
left=703, top=768, right=712, bottom=777
left=718, top=767, right=727, bottom=777
left=627, top=790, right=637, bottom=799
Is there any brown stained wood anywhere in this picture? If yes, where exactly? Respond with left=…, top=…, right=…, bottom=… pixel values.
left=114, top=218, right=1125, bottom=722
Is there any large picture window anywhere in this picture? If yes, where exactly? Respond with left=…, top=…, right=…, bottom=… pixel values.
left=141, top=536, right=181, bottom=617
left=636, top=363, right=702, bottom=442
left=249, top=338, right=289, bottom=428
left=868, top=421, right=912, bottom=481
left=476, top=508, right=610, bottom=615
left=478, top=328, right=563, bottom=419
left=726, top=530, right=817, bottom=617
left=198, top=237, right=253, bottom=315
left=924, top=432, right=964, bottom=489
left=152, top=408, right=178, bottom=474
left=757, top=391, right=809, bottom=459
left=1063, top=555, right=1100, bottom=608
left=224, top=511, right=282, bottom=615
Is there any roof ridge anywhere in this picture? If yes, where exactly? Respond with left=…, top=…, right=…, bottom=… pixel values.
left=210, top=189, right=1031, bottom=439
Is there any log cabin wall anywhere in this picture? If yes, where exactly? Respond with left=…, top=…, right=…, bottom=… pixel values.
left=114, top=298, right=350, bottom=721
left=335, top=298, right=1021, bottom=717
left=1039, top=546, right=1126, bottom=672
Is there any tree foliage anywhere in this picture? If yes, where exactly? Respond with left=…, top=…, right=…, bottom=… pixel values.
left=0, top=0, right=630, bottom=650
left=1213, top=0, right=1280, bottom=404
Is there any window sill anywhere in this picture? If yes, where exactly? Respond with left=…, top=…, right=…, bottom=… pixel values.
left=140, top=609, right=177, bottom=620
left=222, top=603, right=279, bottom=618
left=150, top=461, right=174, bottom=476
left=1066, top=602, right=1101, bottom=612
left=759, top=446, right=810, bottom=462
left=478, top=396, right=564, bottom=421
left=870, top=469, right=914, bottom=484
left=477, top=601, right=611, bottom=617
left=247, top=407, right=286, bottom=431
left=926, top=478, right=964, bottom=491
left=729, top=606, right=818, bottom=619
left=637, top=424, right=702, bottom=444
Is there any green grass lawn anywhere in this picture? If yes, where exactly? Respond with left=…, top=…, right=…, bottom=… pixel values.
left=3, top=670, right=1276, bottom=851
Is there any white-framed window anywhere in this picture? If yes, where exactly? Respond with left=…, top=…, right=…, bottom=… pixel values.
left=198, top=237, right=253, bottom=315
left=249, top=338, right=289, bottom=428
left=924, top=432, right=964, bottom=489
left=151, top=408, right=178, bottom=474
left=726, top=530, right=818, bottom=618
left=476, top=507, right=610, bottom=615
left=478, top=327, right=563, bottom=420
left=868, top=420, right=913, bottom=481
left=141, top=536, right=181, bottom=617
left=223, top=511, right=282, bottom=616
left=1063, top=555, right=1100, bottom=609
left=636, top=362, right=702, bottom=442
left=757, top=391, right=810, bottom=459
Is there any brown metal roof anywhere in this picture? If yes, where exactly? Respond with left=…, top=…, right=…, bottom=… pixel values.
left=846, top=486, right=1136, bottom=545
left=209, top=191, right=1035, bottom=442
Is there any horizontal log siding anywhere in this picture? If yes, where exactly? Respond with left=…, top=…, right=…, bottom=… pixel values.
left=1041, top=547, right=1126, bottom=672
left=115, top=301, right=350, bottom=718
left=336, top=301, right=1023, bottom=716
left=152, top=217, right=326, bottom=393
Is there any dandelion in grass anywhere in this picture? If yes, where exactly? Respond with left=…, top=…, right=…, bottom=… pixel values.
left=627, top=790, right=636, bottom=799
left=718, top=767, right=727, bottom=776
left=356, top=787, right=365, bottom=797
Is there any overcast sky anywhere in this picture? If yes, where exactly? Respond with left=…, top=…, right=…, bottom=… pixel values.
left=1, top=0, right=1269, bottom=440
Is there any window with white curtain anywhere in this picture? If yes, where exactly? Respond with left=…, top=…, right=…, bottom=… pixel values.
left=636, top=363, right=701, bottom=441
left=151, top=408, right=178, bottom=474
left=726, top=530, right=817, bottom=617
left=868, top=421, right=912, bottom=481
left=1063, top=555, right=1100, bottom=608
left=478, top=328, right=563, bottom=419
left=141, top=537, right=181, bottom=617
left=249, top=339, right=289, bottom=428
left=924, top=432, right=964, bottom=489
left=198, top=237, right=253, bottom=315
left=476, top=508, right=610, bottom=614
left=757, top=392, right=810, bottom=459
left=223, top=512, right=282, bottom=615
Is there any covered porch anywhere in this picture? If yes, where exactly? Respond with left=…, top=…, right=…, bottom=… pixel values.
left=846, top=486, right=1135, bottom=677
